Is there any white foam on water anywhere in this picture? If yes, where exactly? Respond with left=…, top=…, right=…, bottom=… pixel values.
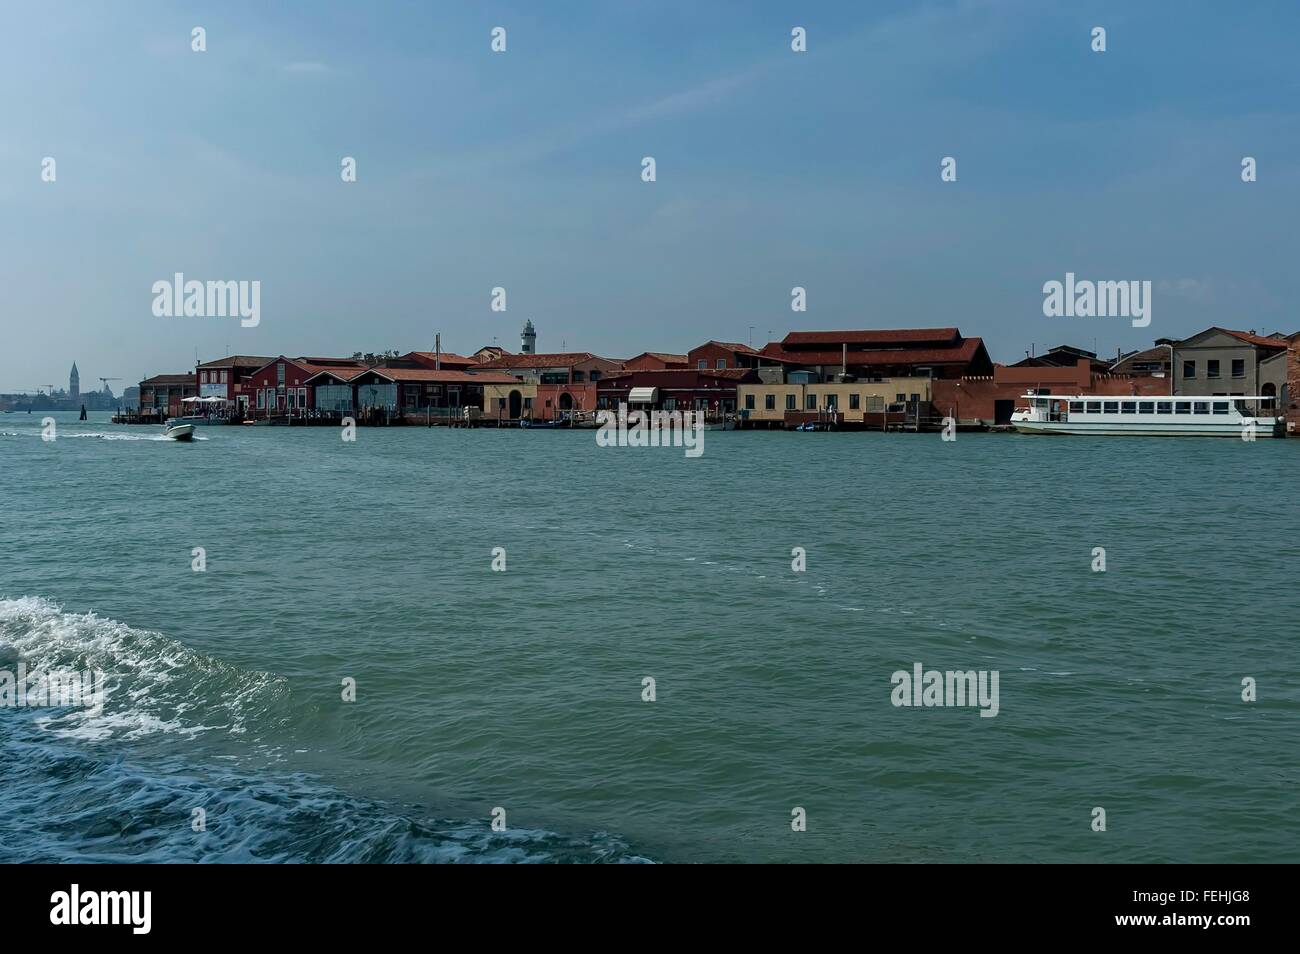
left=0, top=596, right=283, bottom=742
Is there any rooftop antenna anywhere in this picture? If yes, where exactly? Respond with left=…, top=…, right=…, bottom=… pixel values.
left=748, top=325, right=754, bottom=349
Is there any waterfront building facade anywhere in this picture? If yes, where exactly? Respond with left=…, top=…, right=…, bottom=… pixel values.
left=195, top=355, right=275, bottom=416
left=1171, top=328, right=1290, bottom=404
left=474, top=351, right=623, bottom=420
left=738, top=377, right=935, bottom=426
left=246, top=356, right=367, bottom=417
left=138, top=372, right=197, bottom=420
left=597, top=368, right=757, bottom=415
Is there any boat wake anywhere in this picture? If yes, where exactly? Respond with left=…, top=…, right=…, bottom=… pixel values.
left=0, top=597, right=652, bottom=863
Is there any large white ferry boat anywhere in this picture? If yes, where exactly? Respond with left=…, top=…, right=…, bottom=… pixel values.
left=1010, top=392, right=1284, bottom=437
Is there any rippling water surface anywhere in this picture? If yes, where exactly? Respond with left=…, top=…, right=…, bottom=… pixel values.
left=1, top=412, right=1296, bottom=862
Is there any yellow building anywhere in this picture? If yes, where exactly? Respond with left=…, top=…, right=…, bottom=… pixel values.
left=480, top=380, right=539, bottom=420
left=738, top=377, right=933, bottom=425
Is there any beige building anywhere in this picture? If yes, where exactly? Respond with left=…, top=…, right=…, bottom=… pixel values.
left=739, top=377, right=933, bottom=424
left=1172, top=327, right=1290, bottom=405
left=480, top=380, right=539, bottom=420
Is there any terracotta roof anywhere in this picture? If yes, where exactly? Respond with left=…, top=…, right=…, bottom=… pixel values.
left=1218, top=328, right=1290, bottom=349
left=758, top=337, right=987, bottom=367
left=404, top=351, right=479, bottom=366
left=602, top=368, right=753, bottom=382
left=627, top=351, right=688, bottom=363
left=1110, top=346, right=1171, bottom=369
left=295, top=359, right=368, bottom=378
left=475, top=352, right=608, bottom=369
left=356, top=367, right=521, bottom=384
left=781, top=328, right=961, bottom=347
left=196, top=355, right=274, bottom=370
left=140, top=373, right=196, bottom=386
left=697, top=340, right=758, bottom=354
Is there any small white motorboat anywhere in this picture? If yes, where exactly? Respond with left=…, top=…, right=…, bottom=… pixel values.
left=163, top=423, right=195, bottom=442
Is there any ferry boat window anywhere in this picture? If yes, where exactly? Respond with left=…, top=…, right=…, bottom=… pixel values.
left=1193, top=401, right=1209, bottom=414
left=1121, top=401, right=1138, bottom=413
left=1086, top=401, right=1101, bottom=413
left=1138, top=402, right=1154, bottom=413
left=1069, top=401, right=1085, bottom=413
left=1212, top=402, right=1230, bottom=414
left=1174, top=402, right=1191, bottom=414
left=1103, top=401, right=1119, bottom=413
left=1156, top=401, right=1173, bottom=414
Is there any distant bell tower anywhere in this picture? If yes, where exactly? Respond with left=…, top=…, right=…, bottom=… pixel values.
left=521, top=319, right=536, bottom=355
left=69, top=362, right=79, bottom=398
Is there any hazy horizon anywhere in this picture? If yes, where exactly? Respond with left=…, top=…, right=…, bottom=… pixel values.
left=3, top=0, right=1297, bottom=391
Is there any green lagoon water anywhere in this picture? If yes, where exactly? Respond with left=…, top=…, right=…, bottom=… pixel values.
left=1, top=411, right=1296, bottom=862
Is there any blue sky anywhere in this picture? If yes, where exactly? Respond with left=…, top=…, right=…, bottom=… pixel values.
left=2, top=0, right=1297, bottom=391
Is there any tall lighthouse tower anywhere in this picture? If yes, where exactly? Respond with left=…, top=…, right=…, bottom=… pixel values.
left=520, top=319, right=536, bottom=355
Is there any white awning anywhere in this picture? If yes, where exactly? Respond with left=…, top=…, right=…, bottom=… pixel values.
left=628, top=387, right=658, bottom=403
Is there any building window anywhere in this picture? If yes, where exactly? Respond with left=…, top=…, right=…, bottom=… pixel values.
left=257, top=390, right=265, bottom=409
left=590, top=370, right=601, bottom=381
left=909, top=393, right=919, bottom=403
left=716, top=359, right=726, bottom=369
left=572, top=370, right=585, bottom=383
left=896, top=393, right=906, bottom=402
left=867, top=395, right=883, bottom=411
left=765, top=394, right=775, bottom=411
left=220, top=370, right=228, bottom=383
left=1231, top=359, right=1245, bottom=378
left=806, top=394, right=817, bottom=410
left=849, top=393, right=860, bottom=410
left=697, top=360, right=707, bottom=370
left=1207, top=360, right=1220, bottom=379
left=1183, top=360, right=1195, bottom=378
left=824, top=393, right=837, bottom=409
left=744, top=394, right=755, bottom=410
left=785, top=394, right=796, bottom=410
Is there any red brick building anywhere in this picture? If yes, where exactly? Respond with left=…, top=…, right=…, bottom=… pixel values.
left=195, top=355, right=273, bottom=416
left=138, top=372, right=197, bottom=420
left=932, top=359, right=1171, bottom=426
left=687, top=341, right=760, bottom=370
left=246, top=356, right=367, bottom=417
left=757, top=327, right=994, bottom=379
left=623, top=351, right=688, bottom=371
